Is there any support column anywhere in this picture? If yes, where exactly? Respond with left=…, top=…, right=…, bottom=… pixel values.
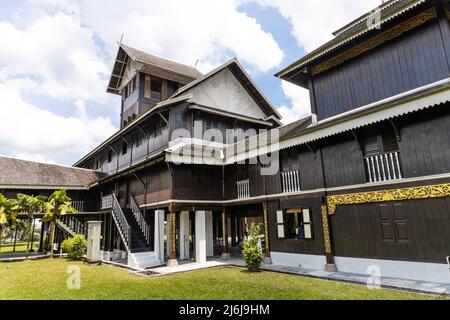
left=221, top=207, right=230, bottom=260
left=206, top=211, right=213, bottom=257
left=167, top=204, right=178, bottom=266
left=179, top=211, right=190, bottom=260
left=262, top=201, right=272, bottom=264
left=38, top=220, right=45, bottom=253
left=231, top=213, right=236, bottom=247
left=154, top=210, right=165, bottom=264
left=195, top=210, right=206, bottom=263
left=321, top=204, right=337, bottom=272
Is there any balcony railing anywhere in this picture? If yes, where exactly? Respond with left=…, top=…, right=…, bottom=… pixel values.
left=281, top=170, right=301, bottom=193
left=236, top=179, right=250, bottom=199
left=101, top=194, right=113, bottom=210
left=365, top=151, right=402, bottom=183
left=71, top=201, right=84, bottom=212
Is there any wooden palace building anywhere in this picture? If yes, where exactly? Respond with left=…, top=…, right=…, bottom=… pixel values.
left=1, top=0, right=449, bottom=284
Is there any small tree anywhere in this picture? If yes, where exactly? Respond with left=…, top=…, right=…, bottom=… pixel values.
left=61, top=234, right=87, bottom=260
left=242, top=223, right=264, bottom=272
left=42, top=190, right=77, bottom=256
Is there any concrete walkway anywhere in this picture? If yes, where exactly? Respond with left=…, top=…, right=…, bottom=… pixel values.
left=135, top=257, right=450, bottom=296
left=221, top=258, right=450, bottom=296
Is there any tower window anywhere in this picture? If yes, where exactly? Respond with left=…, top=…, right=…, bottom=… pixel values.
left=151, top=78, right=162, bottom=100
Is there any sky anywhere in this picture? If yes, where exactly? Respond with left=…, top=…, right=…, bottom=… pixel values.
left=0, top=0, right=382, bottom=165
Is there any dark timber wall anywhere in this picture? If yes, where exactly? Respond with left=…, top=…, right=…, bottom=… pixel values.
left=330, top=197, right=450, bottom=263
left=312, top=19, right=449, bottom=120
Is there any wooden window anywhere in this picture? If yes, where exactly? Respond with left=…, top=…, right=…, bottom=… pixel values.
left=378, top=203, right=409, bottom=243
left=362, top=124, right=402, bottom=183
left=236, top=164, right=249, bottom=180
left=151, top=78, right=162, bottom=100
left=284, top=208, right=313, bottom=240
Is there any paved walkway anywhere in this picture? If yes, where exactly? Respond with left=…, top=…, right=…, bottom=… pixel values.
left=226, top=258, right=450, bottom=295
left=136, top=257, right=450, bottom=296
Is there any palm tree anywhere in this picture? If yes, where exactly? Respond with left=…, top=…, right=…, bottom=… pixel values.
left=15, top=194, right=47, bottom=252
left=42, top=190, right=77, bottom=256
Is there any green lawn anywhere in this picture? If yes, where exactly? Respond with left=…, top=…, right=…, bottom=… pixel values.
left=0, top=241, right=39, bottom=254
left=0, top=258, right=443, bottom=300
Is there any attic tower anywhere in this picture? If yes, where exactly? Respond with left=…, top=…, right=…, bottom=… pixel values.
left=107, top=44, right=203, bottom=128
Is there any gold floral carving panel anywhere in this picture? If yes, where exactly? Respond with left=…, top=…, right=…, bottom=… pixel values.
left=326, top=183, right=450, bottom=215
left=312, top=7, right=438, bottom=76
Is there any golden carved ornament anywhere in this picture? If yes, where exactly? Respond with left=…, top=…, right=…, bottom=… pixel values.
left=326, top=183, right=450, bottom=215
left=321, top=204, right=332, bottom=254
left=312, top=7, right=438, bottom=76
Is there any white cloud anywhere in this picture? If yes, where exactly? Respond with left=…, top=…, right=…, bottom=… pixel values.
left=0, top=12, right=110, bottom=102
left=0, top=83, right=116, bottom=164
left=79, top=0, right=284, bottom=73
left=0, top=0, right=285, bottom=164
left=277, top=81, right=311, bottom=124
left=251, top=0, right=381, bottom=52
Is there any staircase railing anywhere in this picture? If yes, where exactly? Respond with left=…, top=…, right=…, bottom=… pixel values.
left=129, top=193, right=151, bottom=245
left=56, top=215, right=87, bottom=238
left=111, top=194, right=131, bottom=252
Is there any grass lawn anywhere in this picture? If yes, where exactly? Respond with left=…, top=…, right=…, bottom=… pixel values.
left=0, top=258, right=443, bottom=300
left=0, top=241, right=39, bottom=254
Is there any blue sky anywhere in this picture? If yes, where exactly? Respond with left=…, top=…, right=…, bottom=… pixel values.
left=0, top=0, right=380, bottom=165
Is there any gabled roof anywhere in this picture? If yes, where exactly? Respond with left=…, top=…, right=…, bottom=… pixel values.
left=172, top=58, right=281, bottom=124
left=166, top=78, right=450, bottom=165
left=107, top=44, right=203, bottom=95
left=276, top=0, right=430, bottom=85
left=171, top=58, right=282, bottom=122
left=0, top=156, right=105, bottom=190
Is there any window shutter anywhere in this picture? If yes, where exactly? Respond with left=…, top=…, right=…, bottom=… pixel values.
left=276, top=210, right=285, bottom=238
left=302, top=209, right=312, bottom=239
left=381, top=132, right=398, bottom=153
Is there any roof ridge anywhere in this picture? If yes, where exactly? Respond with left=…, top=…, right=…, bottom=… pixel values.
left=120, top=43, right=203, bottom=74
left=0, top=155, right=99, bottom=173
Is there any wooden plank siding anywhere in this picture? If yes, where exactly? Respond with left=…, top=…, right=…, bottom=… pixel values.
left=267, top=197, right=325, bottom=256
left=330, top=197, right=450, bottom=263
left=312, top=20, right=449, bottom=120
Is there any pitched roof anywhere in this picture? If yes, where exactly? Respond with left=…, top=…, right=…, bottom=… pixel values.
left=107, top=44, right=203, bottom=94
left=166, top=78, right=450, bottom=165
left=171, top=58, right=282, bottom=121
left=0, top=156, right=105, bottom=190
left=276, top=0, right=430, bottom=84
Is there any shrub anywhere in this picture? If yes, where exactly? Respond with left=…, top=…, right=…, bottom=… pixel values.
left=242, top=223, right=264, bottom=272
left=61, top=234, right=87, bottom=260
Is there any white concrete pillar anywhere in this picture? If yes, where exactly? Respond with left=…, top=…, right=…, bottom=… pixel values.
left=154, top=210, right=165, bottom=263
left=86, top=221, right=102, bottom=263
left=179, top=211, right=190, bottom=260
left=195, top=210, right=206, bottom=263
left=206, top=211, right=214, bottom=257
